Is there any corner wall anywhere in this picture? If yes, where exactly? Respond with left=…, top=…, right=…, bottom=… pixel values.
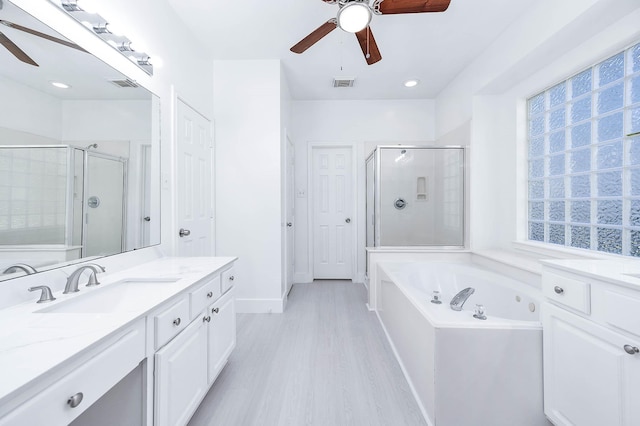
left=291, top=99, right=436, bottom=283
left=214, top=59, right=285, bottom=313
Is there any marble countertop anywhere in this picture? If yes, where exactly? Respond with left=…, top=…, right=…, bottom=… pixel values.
left=0, top=256, right=236, bottom=408
left=540, top=258, right=640, bottom=290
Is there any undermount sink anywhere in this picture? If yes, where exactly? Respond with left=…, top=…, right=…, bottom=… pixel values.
left=36, top=278, right=181, bottom=314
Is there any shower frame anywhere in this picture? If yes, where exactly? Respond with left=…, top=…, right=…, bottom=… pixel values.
left=366, top=145, right=467, bottom=249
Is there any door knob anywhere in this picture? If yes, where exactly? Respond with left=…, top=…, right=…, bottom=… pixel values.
left=287, top=222, right=293, bottom=227
left=143, top=216, right=151, bottom=222
left=624, top=344, right=639, bottom=355
left=179, top=228, right=191, bottom=237
left=345, top=218, right=351, bottom=223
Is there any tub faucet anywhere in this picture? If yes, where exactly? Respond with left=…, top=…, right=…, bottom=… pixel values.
left=450, top=287, right=475, bottom=311
left=64, top=264, right=106, bottom=294
left=2, top=263, right=37, bottom=275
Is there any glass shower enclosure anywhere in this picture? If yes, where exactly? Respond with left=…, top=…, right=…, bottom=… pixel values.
left=366, top=146, right=465, bottom=247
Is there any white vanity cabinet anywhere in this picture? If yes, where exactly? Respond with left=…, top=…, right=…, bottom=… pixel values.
left=541, top=265, right=640, bottom=426
left=153, top=266, right=236, bottom=426
left=154, top=313, right=209, bottom=426
left=207, top=287, right=236, bottom=383
left=0, top=319, right=146, bottom=426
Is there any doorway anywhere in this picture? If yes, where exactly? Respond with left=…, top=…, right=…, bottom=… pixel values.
left=311, top=146, right=354, bottom=279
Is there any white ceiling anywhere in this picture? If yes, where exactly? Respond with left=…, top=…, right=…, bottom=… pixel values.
left=168, top=0, right=533, bottom=100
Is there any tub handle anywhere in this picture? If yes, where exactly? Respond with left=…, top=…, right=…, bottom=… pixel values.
left=554, top=286, right=564, bottom=295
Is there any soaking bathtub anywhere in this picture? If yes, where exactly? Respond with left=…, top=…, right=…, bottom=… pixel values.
left=376, top=261, right=549, bottom=426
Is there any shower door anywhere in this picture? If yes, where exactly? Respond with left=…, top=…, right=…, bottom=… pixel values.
left=83, top=153, right=126, bottom=257
left=376, top=147, right=464, bottom=247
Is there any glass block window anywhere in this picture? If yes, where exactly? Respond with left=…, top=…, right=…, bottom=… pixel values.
left=527, top=42, right=640, bottom=256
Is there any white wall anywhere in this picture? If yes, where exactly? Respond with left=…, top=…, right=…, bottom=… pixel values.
left=214, top=59, right=285, bottom=313
left=435, top=0, right=640, bottom=253
left=0, top=77, right=62, bottom=140
left=291, top=99, right=436, bottom=283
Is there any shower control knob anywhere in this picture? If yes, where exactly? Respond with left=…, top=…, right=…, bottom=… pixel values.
left=624, top=345, right=639, bottom=355
left=345, top=218, right=351, bottom=223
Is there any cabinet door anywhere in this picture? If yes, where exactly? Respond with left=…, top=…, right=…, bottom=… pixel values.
left=207, top=289, right=236, bottom=384
left=155, top=316, right=208, bottom=426
left=543, top=304, right=640, bottom=426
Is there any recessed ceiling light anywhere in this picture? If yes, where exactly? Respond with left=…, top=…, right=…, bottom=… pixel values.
left=404, top=79, right=419, bottom=88
left=50, top=81, right=71, bottom=89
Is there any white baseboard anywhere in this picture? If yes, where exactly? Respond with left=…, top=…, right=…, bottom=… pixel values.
left=294, top=272, right=313, bottom=283
left=235, top=298, right=284, bottom=314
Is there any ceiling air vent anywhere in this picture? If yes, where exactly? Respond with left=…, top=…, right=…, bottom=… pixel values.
left=109, top=78, right=139, bottom=88
left=333, top=77, right=355, bottom=88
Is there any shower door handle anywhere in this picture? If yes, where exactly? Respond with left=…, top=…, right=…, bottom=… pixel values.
left=345, top=218, right=351, bottom=224
left=179, top=228, right=191, bottom=237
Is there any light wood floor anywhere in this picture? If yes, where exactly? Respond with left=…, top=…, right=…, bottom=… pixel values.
left=188, top=280, right=426, bottom=426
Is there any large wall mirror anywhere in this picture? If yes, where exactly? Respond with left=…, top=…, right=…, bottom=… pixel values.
left=0, top=1, right=161, bottom=280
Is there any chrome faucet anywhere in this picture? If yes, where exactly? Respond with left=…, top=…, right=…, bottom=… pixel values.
left=450, top=287, right=475, bottom=311
left=64, top=264, right=106, bottom=294
left=3, top=263, right=37, bottom=275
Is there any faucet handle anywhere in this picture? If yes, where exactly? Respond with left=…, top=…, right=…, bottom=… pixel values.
left=28, top=286, right=56, bottom=303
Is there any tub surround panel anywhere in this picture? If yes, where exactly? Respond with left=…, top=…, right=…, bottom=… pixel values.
left=375, top=261, right=546, bottom=425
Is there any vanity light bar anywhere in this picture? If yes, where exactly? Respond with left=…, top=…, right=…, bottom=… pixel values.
left=52, top=0, right=154, bottom=76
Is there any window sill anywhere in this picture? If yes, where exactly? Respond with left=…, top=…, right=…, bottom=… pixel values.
left=512, top=240, right=640, bottom=264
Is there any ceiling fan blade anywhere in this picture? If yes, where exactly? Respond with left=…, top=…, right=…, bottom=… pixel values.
left=355, top=27, right=381, bottom=65
left=0, top=20, right=88, bottom=53
left=290, top=19, right=337, bottom=54
left=0, top=31, right=38, bottom=66
left=378, top=0, right=451, bottom=14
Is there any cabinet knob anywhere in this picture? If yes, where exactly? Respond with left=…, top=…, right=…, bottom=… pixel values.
left=554, top=286, right=564, bottom=295
left=229, top=276, right=235, bottom=281
left=207, top=291, right=213, bottom=298
left=624, top=344, right=639, bottom=355
left=212, top=307, right=219, bottom=314
left=67, top=392, right=83, bottom=408
left=173, top=318, right=181, bottom=326
left=203, top=315, right=211, bottom=323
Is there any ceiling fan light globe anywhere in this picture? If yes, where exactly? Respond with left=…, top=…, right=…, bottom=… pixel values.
left=337, top=3, right=371, bottom=33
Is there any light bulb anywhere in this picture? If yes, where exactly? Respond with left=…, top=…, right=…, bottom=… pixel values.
left=337, top=3, right=372, bottom=33
left=404, top=79, right=419, bottom=88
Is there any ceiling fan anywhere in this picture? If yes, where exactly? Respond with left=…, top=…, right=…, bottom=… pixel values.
left=290, top=0, right=451, bottom=65
left=0, top=0, right=87, bottom=67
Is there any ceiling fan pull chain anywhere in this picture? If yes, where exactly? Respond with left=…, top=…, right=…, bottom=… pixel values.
left=366, top=26, right=370, bottom=59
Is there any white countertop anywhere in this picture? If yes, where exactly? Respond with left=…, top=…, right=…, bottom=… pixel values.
left=541, top=258, right=640, bottom=290
left=0, top=256, right=236, bottom=407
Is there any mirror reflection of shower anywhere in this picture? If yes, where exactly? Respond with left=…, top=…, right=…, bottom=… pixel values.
left=366, top=146, right=465, bottom=247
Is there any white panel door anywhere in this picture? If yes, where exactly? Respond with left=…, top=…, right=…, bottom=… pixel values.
left=312, top=147, right=353, bottom=279
left=284, top=135, right=295, bottom=295
left=176, top=99, right=213, bottom=256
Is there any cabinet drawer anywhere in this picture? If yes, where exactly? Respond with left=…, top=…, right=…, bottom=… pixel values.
left=155, top=296, right=189, bottom=350
left=603, top=290, right=640, bottom=337
left=190, top=275, right=221, bottom=318
left=221, top=266, right=236, bottom=294
left=0, top=320, right=145, bottom=426
left=542, top=271, right=591, bottom=314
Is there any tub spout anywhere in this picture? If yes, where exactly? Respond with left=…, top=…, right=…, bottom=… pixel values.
left=450, top=287, right=475, bottom=311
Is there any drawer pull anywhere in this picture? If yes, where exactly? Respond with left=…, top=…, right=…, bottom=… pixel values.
left=229, top=276, right=235, bottom=281
left=203, top=315, right=211, bottom=323
left=624, top=345, right=639, bottom=355
left=207, top=291, right=213, bottom=298
left=67, top=392, right=84, bottom=408
left=173, top=318, right=181, bottom=326
left=554, top=286, right=564, bottom=295
left=212, top=307, right=219, bottom=314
